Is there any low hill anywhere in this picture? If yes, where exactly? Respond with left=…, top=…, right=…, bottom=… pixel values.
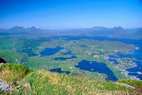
left=0, top=64, right=141, bottom=95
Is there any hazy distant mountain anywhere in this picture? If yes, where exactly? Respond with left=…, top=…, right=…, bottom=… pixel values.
left=0, top=26, right=49, bottom=37
left=131, top=28, right=142, bottom=39
left=7, top=26, right=41, bottom=33
left=57, top=26, right=142, bottom=39
left=58, top=26, right=126, bottom=37
left=0, top=26, right=142, bottom=39
left=90, top=26, right=107, bottom=30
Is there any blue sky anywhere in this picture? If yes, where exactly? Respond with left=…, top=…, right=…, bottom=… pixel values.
left=0, top=0, right=142, bottom=29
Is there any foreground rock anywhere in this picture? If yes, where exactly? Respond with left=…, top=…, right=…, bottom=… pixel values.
left=0, top=80, right=11, bottom=91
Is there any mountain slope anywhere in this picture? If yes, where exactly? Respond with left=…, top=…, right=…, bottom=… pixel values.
left=0, top=64, right=141, bottom=95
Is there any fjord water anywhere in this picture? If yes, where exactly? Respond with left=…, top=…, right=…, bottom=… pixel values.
left=110, top=39, right=142, bottom=79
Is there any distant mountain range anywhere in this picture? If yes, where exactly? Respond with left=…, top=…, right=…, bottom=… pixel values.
left=0, top=26, right=142, bottom=39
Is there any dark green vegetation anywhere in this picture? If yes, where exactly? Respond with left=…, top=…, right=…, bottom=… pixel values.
left=1, top=64, right=141, bottom=95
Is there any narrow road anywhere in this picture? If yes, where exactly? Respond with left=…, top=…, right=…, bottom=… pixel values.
left=115, top=82, right=135, bottom=89
left=115, top=82, right=142, bottom=93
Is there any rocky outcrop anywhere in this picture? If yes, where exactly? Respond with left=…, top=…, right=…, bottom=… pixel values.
left=0, top=58, right=6, bottom=64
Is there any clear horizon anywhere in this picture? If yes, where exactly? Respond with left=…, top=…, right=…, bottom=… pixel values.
left=0, top=0, right=142, bottom=29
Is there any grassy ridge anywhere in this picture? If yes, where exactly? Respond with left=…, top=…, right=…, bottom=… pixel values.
left=119, top=80, right=142, bottom=88
left=0, top=64, right=32, bottom=84
left=18, top=71, right=130, bottom=95
left=1, top=64, right=140, bottom=95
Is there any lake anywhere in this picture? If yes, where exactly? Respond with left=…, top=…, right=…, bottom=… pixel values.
left=75, top=60, right=118, bottom=81
left=49, top=68, right=70, bottom=74
left=40, top=46, right=63, bottom=56
left=54, top=56, right=77, bottom=60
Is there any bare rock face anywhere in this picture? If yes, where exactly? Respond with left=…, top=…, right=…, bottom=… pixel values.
left=0, top=58, right=6, bottom=64
left=0, top=80, right=11, bottom=91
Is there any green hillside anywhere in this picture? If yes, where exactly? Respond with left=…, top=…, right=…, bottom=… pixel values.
left=0, top=64, right=141, bottom=95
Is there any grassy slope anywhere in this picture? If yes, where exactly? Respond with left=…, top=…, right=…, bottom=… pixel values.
left=118, top=80, right=142, bottom=88
left=0, top=64, right=32, bottom=84
left=0, top=64, right=140, bottom=95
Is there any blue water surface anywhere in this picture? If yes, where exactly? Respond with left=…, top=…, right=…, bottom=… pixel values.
left=109, top=59, right=119, bottom=64
left=49, top=68, right=70, bottom=74
left=75, top=60, right=118, bottom=81
left=40, top=46, right=63, bottom=56
left=54, top=56, right=77, bottom=61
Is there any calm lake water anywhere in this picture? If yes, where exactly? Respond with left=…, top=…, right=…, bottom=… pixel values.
left=75, top=60, right=118, bottom=81
left=40, top=46, right=63, bottom=56
left=54, top=56, right=77, bottom=60
left=49, top=68, right=70, bottom=74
